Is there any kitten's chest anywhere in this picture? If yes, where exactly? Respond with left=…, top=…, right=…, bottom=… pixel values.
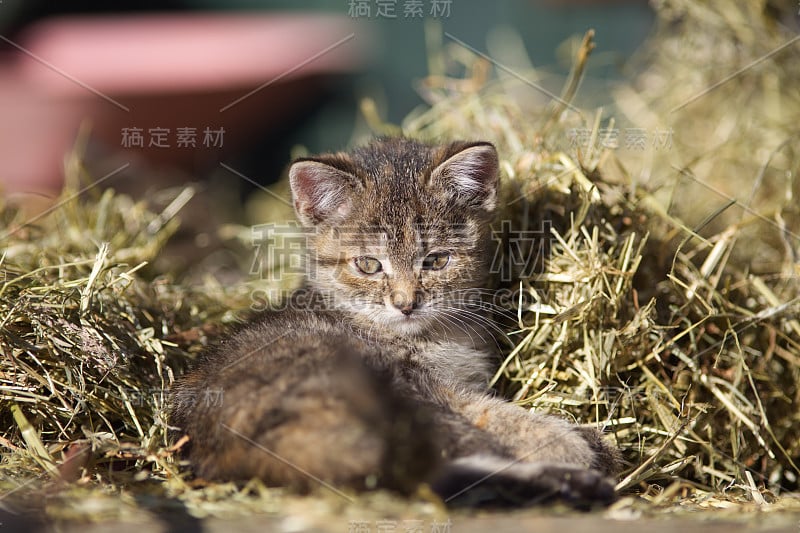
left=376, top=335, right=493, bottom=393
left=421, top=340, right=492, bottom=392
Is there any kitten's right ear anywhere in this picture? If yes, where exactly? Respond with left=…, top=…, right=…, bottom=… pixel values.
left=289, top=159, right=358, bottom=225
left=430, top=142, right=499, bottom=212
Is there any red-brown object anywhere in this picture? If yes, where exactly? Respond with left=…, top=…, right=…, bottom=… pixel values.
left=0, top=13, right=366, bottom=196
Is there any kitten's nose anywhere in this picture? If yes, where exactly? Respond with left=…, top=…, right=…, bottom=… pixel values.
left=394, top=301, right=417, bottom=316
left=391, top=281, right=421, bottom=316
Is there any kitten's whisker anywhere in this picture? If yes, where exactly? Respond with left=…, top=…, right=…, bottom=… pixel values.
left=429, top=290, right=521, bottom=322
left=431, top=312, right=478, bottom=345
left=429, top=313, right=461, bottom=343
left=432, top=306, right=496, bottom=346
left=440, top=316, right=502, bottom=350
left=433, top=305, right=512, bottom=349
left=427, top=298, right=506, bottom=328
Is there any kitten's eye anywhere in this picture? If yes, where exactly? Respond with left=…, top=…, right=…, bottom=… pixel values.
left=354, top=256, right=382, bottom=275
left=422, top=252, right=450, bottom=271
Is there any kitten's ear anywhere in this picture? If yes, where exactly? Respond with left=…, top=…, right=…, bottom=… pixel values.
left=289, top=159, right=358, bottom=225
left=430, top=142, right=499, bottom=211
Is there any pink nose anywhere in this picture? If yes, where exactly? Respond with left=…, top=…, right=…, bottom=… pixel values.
left=394, top=302, right=416, bottom=316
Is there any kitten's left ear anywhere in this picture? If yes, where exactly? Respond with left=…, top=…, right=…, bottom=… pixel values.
left=289, top=157, right=359, bottom=226
left=430, top=142, right=499, bottom=211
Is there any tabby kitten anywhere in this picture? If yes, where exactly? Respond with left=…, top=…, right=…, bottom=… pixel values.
left=170, top=138, right=619, bottom=506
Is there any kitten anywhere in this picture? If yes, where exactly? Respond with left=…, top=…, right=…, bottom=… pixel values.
left=170, top=138, right=619, bottom=507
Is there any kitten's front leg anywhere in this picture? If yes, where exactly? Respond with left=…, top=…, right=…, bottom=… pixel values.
left=431, top=455, right=616, bottom=508
left=433, top=391, right=620, bottom=507
left=457, top=394, right=620, bottom=474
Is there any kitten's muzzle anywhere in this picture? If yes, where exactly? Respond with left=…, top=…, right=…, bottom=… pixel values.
left=389, top=285, right=423, bottom=316
left=394, top=301, right=418, bottom=316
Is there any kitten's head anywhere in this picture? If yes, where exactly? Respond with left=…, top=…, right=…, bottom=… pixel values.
left=289, top=138, right=498, bottom=336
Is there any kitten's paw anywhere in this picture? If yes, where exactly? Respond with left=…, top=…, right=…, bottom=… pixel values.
left=431, top=455, right=616, bottom=509
left=577, top=426, right=623, bottom=476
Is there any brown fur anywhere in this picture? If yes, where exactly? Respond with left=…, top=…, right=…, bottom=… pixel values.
left=170, top=138, right=620, bottom=506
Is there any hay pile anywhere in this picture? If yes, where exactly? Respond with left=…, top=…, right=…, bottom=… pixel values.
left=0, top=163, right=249, bottom=516
left=1, top=0, right=799, bottom=521
left=615, top=0, right=800, bottom=274
left=400, top=0, right=800, bottom=503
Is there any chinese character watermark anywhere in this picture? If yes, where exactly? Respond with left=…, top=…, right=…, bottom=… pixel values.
left=491, top=219, right=552, bottom=282
left=251, top=223, right=314, bottom=281
left=347, top=518, right=452, bottom=533
left=348, top=0, right=452, bottom=18
left=120, top=126, right=225, bottom=149
left=566, top=127, right=674, bottom=151
left=250, top=222, right=486, bottom=283
left=429, top=0, right=452, bottom=19
left=121, top=127, right=144, bottom=148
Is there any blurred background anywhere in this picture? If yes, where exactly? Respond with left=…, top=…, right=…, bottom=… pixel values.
left=0, top=0, right=654, bottom=207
